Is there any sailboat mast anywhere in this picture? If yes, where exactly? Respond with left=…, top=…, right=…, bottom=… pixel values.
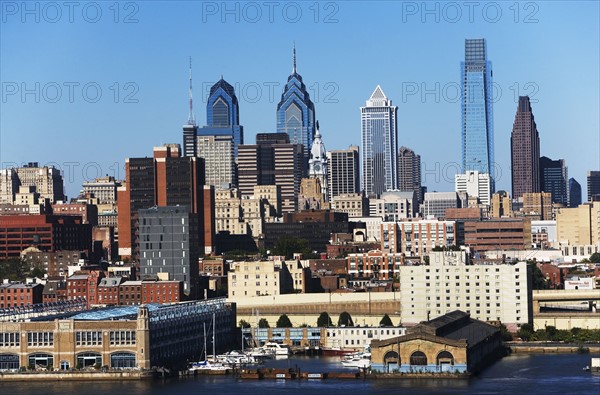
left=212, top=312, right=216, bottom=360
left=203, top=322, right=207, bottom=361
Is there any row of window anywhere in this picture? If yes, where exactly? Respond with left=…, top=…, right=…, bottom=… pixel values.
left=0, top=333, right=19, bottom=347
left=28, top=332, right=53, bottom=347
left=76, top=331, right=102, bottom=346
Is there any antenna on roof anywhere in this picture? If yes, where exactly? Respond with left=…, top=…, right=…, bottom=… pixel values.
left=292, top=42, right=297, bottom=73
left=188, top=56, right=196, bottom=126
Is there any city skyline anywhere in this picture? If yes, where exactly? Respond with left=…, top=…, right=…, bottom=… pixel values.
left=1, top=2, right=598, bottom=198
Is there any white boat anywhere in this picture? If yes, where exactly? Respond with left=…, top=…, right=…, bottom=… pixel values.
left=189, top=360, right=231, bottom=373
left=341, top=357, right=371, bottom=369
left=261, top=342, right=291, bottom=356
left=217, top=350, right=256, bottom=365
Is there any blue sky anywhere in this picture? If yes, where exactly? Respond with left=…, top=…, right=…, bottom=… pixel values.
left=1, top=1, right=599, bottom=198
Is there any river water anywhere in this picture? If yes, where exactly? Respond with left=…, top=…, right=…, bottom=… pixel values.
left=3, top=353, right=599, bottom=395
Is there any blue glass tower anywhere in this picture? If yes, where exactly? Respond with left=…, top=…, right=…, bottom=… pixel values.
left=276, top=45, right=316, bottom=172
left=461, top=38, right=494, bottom=190
left=198, top=78, right=244, bottom=157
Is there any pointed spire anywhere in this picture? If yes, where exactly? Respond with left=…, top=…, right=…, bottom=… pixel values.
left=315, top=120, right=321, bottom=137
left=188, top=56, right=196, bottom=126
left=292, top=42, right=297, bottom=74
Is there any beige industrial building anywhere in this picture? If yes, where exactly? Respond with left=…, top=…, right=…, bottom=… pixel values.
left=399, top=261, right=532, bottom=332
left=228, top=259, right=310, bottom=299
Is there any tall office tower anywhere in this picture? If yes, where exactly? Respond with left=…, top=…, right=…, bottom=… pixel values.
left=117, top=144, right=205, bottom=260
left=455, top=171, right=492, bottom=205
left=327, top=146, right=360, bottom=200
left=138, top=206, right=199, bottom=297
left=540, top=156, right=568, bottom=206
left=0, top=163, right=65, bottom=204
left=308, top=123, right=328, bottom=201
left=276, top=45, right=316, bottom=172
left=569, top=178, right=582, bottom=208
left=461, top=38, right=495, bottom=191
left=237, top=133, right=302, bottom=213
left=511, top=96, right=540, bottom=199
left=360, top=85, right=398, bottom=197
left=397, top=146, right=423, bottom=204
left=196, top=135, right=236, bottom=188
left=183, top=64, right=243, bottom=158
left=588, top=171, right=600, bottom=201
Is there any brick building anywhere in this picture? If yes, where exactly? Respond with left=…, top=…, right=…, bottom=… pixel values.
left=0, top=282, right=44, bottom=308
left=0, top=214, right=92, bottom=259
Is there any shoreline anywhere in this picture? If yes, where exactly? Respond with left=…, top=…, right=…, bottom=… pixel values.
left=0, top=370, right=154, bottom=382
left=505, top=342, right=600, bottom=354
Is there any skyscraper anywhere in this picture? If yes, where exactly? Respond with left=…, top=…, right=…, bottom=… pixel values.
left=327, top=146, right=360, bottom=200
left=397, top=146, right=423, bottom=204
left=237, top=133, right=302, bottom=213
left=276, top=45, right=316, bottom=172
left=511, top=96, right=540, bottom=199
left=461, top=38, right=494, bottom=189
left=308, top=122, right=328, bottom=201
left=117, top=144, right=205, bottom=260
left=569, top=178, right=582, bottom=208
left=588, top=171, right=600, bottom=201
left=360, top=85, right=398, bottom=197
left=539, top=156, right=568, bottom=206
left=183, top=72, right=243, bottom=158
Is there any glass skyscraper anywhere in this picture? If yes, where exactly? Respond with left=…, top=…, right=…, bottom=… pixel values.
left=461, top=38, right=494, bottom=190
left=184, top=78, right=243, bottom=158
left=360, top=85, right=398, bottom=197
left=276, top=46, right=316, bottom=172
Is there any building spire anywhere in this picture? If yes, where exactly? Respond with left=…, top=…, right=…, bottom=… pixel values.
left=292, top=42, right=296, bottom=73
left=188, top=56, right=196, bottom=126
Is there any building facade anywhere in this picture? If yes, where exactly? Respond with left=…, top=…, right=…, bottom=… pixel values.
left=511, top=96, right=540, bottom=199
left=327, top=146, right=360, bottom=200
left=361, top=85, right=398, bottom=197
left=540, top=156, right=568, bottom=206
left=569, top=178, right=582, bottom=208
left=588, top=171, right=600, bottom=202
left=461, top=39, right=495, bottom=188
left=276, top=46, right=316, bottom=171
left=308, top=126, right=328, bottom=201
left=0, top=163, right=65, bottom=204
left=397, top=146, right=423, bottom=204
left=399, top=261, right=532, bottom=331
left=455, top=171, right=491, bottom=206
left=138, top=206, right=199, bottom=297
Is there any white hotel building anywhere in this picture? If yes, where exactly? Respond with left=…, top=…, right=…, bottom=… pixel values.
left=399, top=255, right=532, bottom=332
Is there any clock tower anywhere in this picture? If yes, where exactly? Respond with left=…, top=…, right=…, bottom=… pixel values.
left=308, top=121, right=329, bottom=201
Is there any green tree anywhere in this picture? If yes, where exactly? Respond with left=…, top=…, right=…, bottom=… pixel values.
left=499, top=324, right=513, bottom=341
left=589, top=252, right=600, bottom=263
left=529, top=263, right=549, bottom=290
left=317, top=312, right=333, bottom=327
left=258, top=318, right=270, bottom=328
left=239, top=319, right=251, bottom=329
left=338, top=311, right=354, bottom=327
left=272, top=235, right=312, bottom=259
left=517, top=323, right=534, bottom=341
left=379, top=314, right=393, bottom=326
left=276, top=314, right=293, bottom=328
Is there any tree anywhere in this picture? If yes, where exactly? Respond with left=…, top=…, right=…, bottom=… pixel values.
left=590, top=252, right=600, bottom=263
left=272, top=235, right=312, bottom=259
left=529, top=263, right=549, bottom=290
left=517, top=323, right=534, bottom=341
left=499, top=324, right=513, bottom=341
left=317, top=312, right=333, bottom=327
left=379, top=314, right=393, bottom=327
left=258, top=318, right=270, bottom=328
left=276, top=314, right=293, bottom=328
left=239, top=320, right=251, bottom=329
left=338, top=311, right=354, bottom=327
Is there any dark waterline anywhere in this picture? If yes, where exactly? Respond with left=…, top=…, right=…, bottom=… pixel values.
left=3, top=353, right=599, bottom=395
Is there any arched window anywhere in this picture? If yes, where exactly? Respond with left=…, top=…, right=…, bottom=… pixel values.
left=409, top=351, right=427, bottom=366
left=383, top=350, right=399, bottom=372
left=437, top=350, right=454, bottom=365
left=111, top=352, right=136, bottom=369
left=77, top=352, right=101, bottom=368
left=0, top=354, right=19, bottom=371
left=28, top=353, right=53, bottom=368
